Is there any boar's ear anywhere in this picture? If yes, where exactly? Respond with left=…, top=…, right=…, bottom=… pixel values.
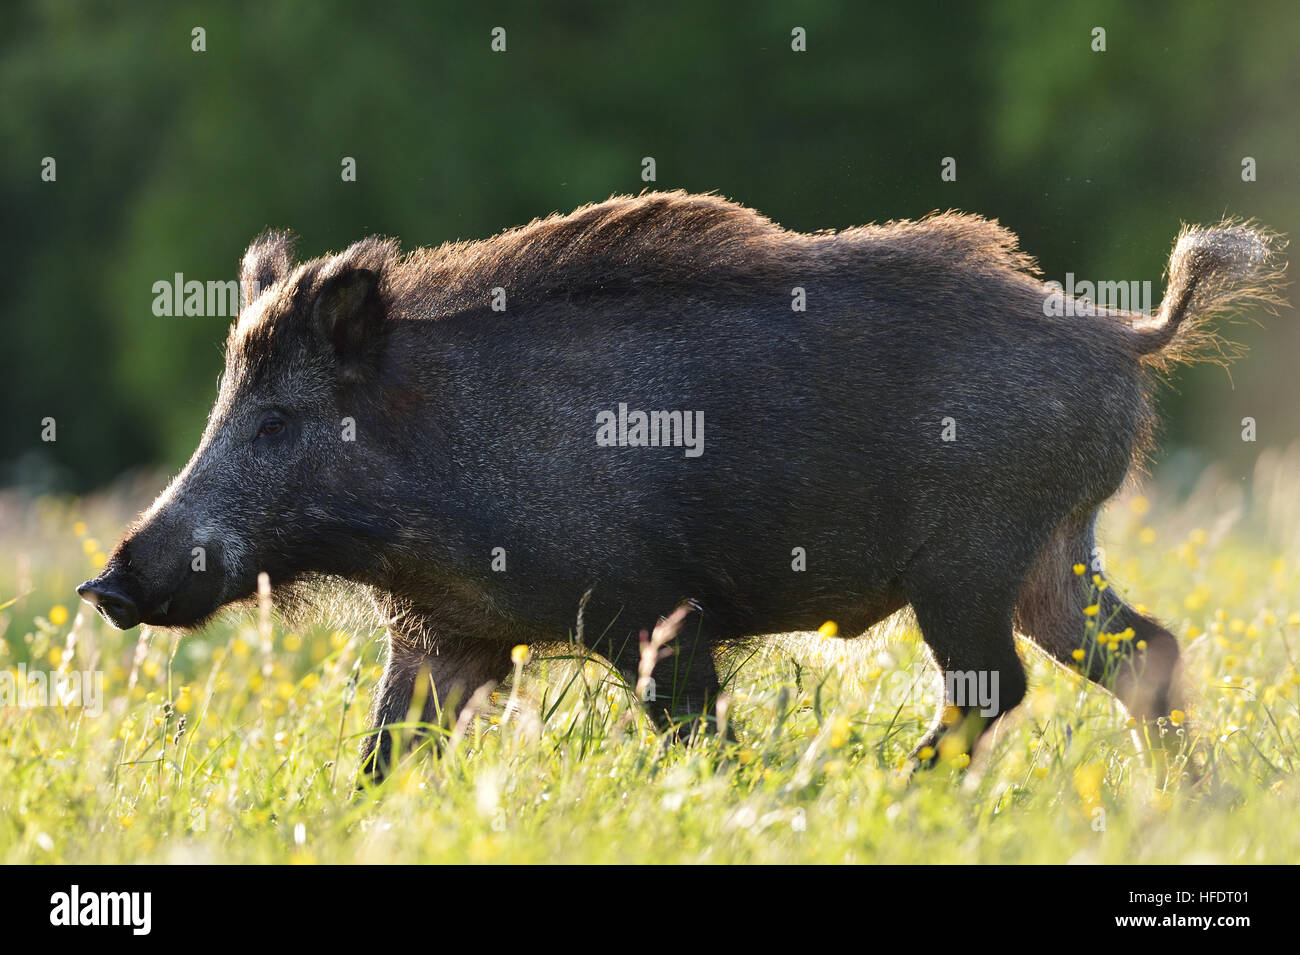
left=313, top=268, right=385, bottom=381
left=240, top=230, right=296, bottom=309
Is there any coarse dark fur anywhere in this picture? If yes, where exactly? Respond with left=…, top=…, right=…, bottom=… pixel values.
left=79, top=191, right=1286, bottom=780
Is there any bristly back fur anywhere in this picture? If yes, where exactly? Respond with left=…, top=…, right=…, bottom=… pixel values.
left=244, top=192, right=1286, bottom=380
left=320, top=190, right=1045, bottom=323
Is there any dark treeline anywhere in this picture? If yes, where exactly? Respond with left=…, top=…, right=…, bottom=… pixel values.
left=2, top=1, right=1295, bottom=491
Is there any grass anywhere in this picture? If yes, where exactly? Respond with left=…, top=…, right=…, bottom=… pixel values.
left=2, top=460, right=1299, bottom=864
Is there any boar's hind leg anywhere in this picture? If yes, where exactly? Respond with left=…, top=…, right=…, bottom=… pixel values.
left=1015, top=508, right=1183, bottom=730
left=905, top=561, right=1030, bottom=768
left=359, top=636, right=514, bottom=783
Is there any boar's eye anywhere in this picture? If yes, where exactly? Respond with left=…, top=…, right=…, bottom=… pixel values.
left=255, top=414, right=288, bottom=440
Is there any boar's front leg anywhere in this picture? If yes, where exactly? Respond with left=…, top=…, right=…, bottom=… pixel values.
left=359, top=631, right=514, bottom=783
left=604, top=603, right=724, bottom=744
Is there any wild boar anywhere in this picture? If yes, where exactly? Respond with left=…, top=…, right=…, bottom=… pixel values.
left=78, top=191, right=1283, bottom=778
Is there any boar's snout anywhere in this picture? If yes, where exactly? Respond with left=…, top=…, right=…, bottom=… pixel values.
left=77, top=549, right=205, bottom=630
left=76, top=574, right=142, bottom=630
left=76, top=509, right=228, bottom=630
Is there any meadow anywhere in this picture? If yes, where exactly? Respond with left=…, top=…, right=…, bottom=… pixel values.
left=2, top=450, right=1299, bottom=865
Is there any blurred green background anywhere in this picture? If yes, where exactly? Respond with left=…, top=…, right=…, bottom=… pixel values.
left=2, top=0, right=1296, bottom=493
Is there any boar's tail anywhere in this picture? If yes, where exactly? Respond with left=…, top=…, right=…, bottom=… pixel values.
left=1128, top=221, right=1287, bottom=369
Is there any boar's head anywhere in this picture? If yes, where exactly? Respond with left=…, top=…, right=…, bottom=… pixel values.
left=78, top=231, right=405, bottom=630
